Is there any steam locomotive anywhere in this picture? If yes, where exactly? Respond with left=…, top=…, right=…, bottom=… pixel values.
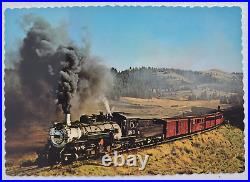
left=37, top=108, right=224, bottom=167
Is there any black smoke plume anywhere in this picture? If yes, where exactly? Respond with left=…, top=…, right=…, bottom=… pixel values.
left=56, top=47, right=80, bottom=114
left=5, top=15, right=112, bottom=153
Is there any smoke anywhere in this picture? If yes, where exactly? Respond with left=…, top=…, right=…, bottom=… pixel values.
left=56, top=47, right=81, bottom=114
left=100, top=95, right=111, bottom=115
left=56, top=46, right=114, bottom=115
left=5, top=15, right=113, bottom=151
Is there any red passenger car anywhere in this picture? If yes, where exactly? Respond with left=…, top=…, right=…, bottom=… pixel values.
left=165, top=119, right=177, bottom=137
left=165, top=118, right=190, bottom=138
left=177, top=118, right=189, bottom=135
left=205, top=114, right=216, bottom=129
left=190, top=117, right=205, bottom=132
left=164, top=111, right=224, bottom=139
left=215, top=112, right=224, bottom=125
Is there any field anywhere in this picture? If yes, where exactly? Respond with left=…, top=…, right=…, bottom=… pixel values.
left=5, top=97, right=245, bottom=176
left=111, top=97, right=223, bottom=118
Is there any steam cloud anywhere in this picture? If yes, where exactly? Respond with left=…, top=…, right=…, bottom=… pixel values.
left=5, top=15, right=113, bottom=150
left=101, top=95, right=112, bottom=115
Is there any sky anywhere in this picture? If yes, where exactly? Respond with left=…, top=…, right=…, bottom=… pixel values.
left=5, top=7, right=242, bottom=72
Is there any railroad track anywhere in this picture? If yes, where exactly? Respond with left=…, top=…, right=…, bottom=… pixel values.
left=119, top=122, right=224, bottom=154
left=6, top=123, right=225, bottom=176
left=6, top=166, right=51, bottom=176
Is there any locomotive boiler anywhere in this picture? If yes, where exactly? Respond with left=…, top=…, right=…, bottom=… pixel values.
left=37, top=113, right=122, bottom=166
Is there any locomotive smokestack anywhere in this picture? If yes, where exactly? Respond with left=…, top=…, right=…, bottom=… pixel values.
left=65, top=113, right=71, bottom=126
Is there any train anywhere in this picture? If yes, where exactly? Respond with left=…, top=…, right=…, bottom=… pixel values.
left=36, top=107, right=224, bottom=167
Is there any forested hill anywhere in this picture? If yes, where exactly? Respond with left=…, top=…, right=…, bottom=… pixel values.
left=110, top=67, right=243, bottom=104
left=5, top=67, right=244, bottom=104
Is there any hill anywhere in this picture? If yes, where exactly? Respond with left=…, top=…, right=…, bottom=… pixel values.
left=110, top=67, right=243, bottom=103
left=5, top=67, right=243, bottom=103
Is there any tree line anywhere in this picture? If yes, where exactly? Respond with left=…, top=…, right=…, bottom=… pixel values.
left=108, top=67, right=243, bottom=105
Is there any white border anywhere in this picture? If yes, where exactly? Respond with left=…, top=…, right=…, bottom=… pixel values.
left=2, top=2, right=248, bottom=180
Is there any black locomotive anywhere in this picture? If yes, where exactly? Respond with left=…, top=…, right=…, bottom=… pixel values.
left=37, top=109, right=224, bottom=167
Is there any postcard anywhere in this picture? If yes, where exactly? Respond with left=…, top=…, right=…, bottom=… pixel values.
left=2, top=2, right=248, bottom=180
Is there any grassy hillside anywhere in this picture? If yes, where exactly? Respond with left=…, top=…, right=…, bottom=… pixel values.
left=111, top=67, right=243, bottom=101
left=6, top=124, right=245, bottom=176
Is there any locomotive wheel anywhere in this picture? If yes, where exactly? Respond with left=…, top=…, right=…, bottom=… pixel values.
left=61, top=152, right=77, bottom=165
left=36, top=144, right=50, bottom=167
left=36, top=153, right=48, bottom=168
left=48, top=148, right=60, bottom=166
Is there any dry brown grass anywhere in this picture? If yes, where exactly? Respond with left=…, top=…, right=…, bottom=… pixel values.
left=111, top=97, right=223, bottom=118
left=122, top=97, right=220, bottom=108
left=6, top=124, right=245, bottom=176
left=5, top=97, right=241, bottom=176
left=73, top=97, right=223, bottom=118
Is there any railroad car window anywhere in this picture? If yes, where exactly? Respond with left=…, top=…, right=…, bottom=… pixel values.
left=207, top=117, right=214, bottom=121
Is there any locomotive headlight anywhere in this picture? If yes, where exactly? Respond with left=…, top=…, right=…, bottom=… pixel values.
left=49, top=125, right=84, bottom=148
left=49, top=128, right=67, bottom=148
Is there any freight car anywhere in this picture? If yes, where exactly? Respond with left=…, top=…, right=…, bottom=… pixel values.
left=37, top=108, right=224, bottom=167
left=162, top=111, right=224, bottom=139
